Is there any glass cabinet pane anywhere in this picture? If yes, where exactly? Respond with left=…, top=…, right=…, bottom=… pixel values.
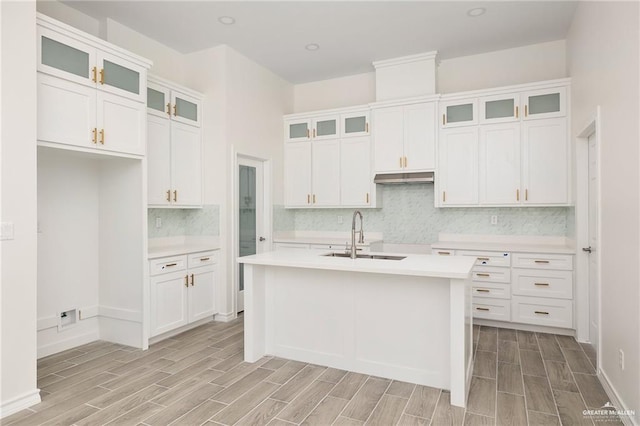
left=528, top=93, right=560, bottom=115
left=345, top=116, right=366, bottom=133
left=41, top=36, right=89, bottom=79
left=103, top=60, right=140, bottom=95
left=289, top=122, right=309, bottom=139
left=147, top=87, right=166, bottom=112
left=175, top=97, right=198, bottom=122
left=446, top=104, right=474, bottom=123
left=316, top=119, right=336, bottom=137
left=485, top=99, right=514, bottom=119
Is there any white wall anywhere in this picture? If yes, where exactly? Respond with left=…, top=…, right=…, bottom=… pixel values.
left=438, top=40, right=567, bottom=93
left=293, top=72, right=375, bottom=113
left=36, top=0, right=100, bottom=37
left=0, top=1, right=40, bottom=417
left=567, top=2, right=639, bottom=421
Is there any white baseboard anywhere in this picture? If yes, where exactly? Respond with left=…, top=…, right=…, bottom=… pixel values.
left=214, top=312, right=237, bottom=322
left=0, top=389, right=41, bottom=418
left=598, top=370, right=638, bottom=426
left=98, top=306, right=142, bottom=323
left=37, top=330, right=99, bottom=358
left=473, top=318, right=575, bottom=336
left=148, top=317, right=214, bottom=345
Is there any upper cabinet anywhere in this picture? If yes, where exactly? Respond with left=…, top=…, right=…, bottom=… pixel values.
left=36, top=14, right=151, bottom=156
left=341, top=110, right=370, bottom=137
left=440, top=99, right=477, bottom=128
left=373, top=101, right=436, bottom=173
left=479, top=93, right=520, bottom=124
left=522, top=87, right=567, bottom=120
left=147, top=83, right=201, bottom=128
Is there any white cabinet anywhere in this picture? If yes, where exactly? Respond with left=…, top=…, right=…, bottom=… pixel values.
left=522, top=87, right=567, bottom=120
left=479, top=93, right=520, bottom=124
left=341, top=110, right=370, bottom=137
left=37, top=15, right=150, bottom=156
left=440, top=98, right=477, bottom=128
left=373, top=102, right=436, bottom=173
left=285, top=119, right=312, bottom=142
left=341, top=137, right=373, bottom=206
left=311, top=140, right=341, bottom=206
left=313, top=115, right=340, bottom=140
left=479, top=123, right=521, bottom=205
left=284, top=141, right=312, bottom=207
left=438, top=127, right=478, bottom=205
left=147, top=76, right=203, bottom=207
left=149, top=251, right=218, bottom=338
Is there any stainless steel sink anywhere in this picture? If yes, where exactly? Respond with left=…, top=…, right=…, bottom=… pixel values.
left=322, top=252, right=406, bottom=261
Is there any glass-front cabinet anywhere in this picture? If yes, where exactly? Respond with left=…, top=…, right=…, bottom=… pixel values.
left=285, top=119, right=311, bottom=141
left=440, top=99, right=478, bottom=128
left=341, top=111, right=370, bottom=137
left=147, top=83, right=171, bottom=117
left=479, top=94, right=520, bottom=124
left=522, top=87, right=566, bottom=120
left=312, top=115, right=339, bottom=140
left=171, top=91, right=201, bottom=127
left=97, top=51, right=145, bottom=102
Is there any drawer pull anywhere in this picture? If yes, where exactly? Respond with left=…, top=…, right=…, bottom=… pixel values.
left=534, top=282, right=550, bottom=286
left=476, top=289, right=490, bottom=293
left=476, top=307, right=490, bottom=311
left=477, top=257, right=490, bottom=261
left=534, top=311, right=549, bottom=315
left=476, top=273, right=490, bottom=277
left=165, top=263, right=177, bottom=267
left=200, top=257, right=210, bottom=261
left=184, top=275, right=188, bottom=287
left=534, top=260, right=550, bottom=264
left=438, top=251, right=451, bottom=256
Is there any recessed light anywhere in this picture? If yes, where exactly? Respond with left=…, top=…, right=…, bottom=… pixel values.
left=467, top=7, right=486, bottom=17
left=218, top=16, right=236, bottom=25
left=305, top=43, right=320, bottom=51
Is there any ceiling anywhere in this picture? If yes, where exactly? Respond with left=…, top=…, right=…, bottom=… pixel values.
left=62, top=1, right=579, bottom=84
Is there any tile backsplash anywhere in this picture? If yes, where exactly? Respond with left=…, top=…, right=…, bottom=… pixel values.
left=148, top=205, right=219, bottom=238
left=275, top=185, right=573, bottom=244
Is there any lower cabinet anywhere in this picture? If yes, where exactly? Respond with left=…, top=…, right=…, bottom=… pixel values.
left=149, top=250, right=218, bottom=337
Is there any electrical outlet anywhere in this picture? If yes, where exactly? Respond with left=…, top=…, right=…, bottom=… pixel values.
left=155, top=217, right=162, bottom=228
left=491, top=215, right=498, bottom=225
left=337, top=215, right=343, bottom=224
left=619, top=349, right=625, bottom=370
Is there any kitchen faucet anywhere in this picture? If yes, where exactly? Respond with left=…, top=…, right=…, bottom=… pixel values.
left=351, top=210, right=365, bottom=259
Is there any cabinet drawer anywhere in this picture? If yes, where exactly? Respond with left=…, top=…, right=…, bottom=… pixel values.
left=473, top=282, right=511, bottom=299
left=150, top=255, right=187, bottom=276
left=512, top=296, right=573, bottom=328
left=473, top=298, right=511, bottom=321
left=512, top=253, right=573, bottom=270
left=460, top=250, right=510, bottom=267
left=512, top=269, right=573, bottom=299
left=188, top=251, right=218, bottom=269
left=472, top=266, right=511, bottom=283
left=433, top=249, right=456, bottom=256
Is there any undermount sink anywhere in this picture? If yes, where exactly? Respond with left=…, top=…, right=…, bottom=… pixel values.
left=322, top=252, right=406, bottom=261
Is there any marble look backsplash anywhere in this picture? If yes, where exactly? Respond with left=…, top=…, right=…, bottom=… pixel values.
left=276, top=185, right=573, bottom=244
left=148, top=205, right=219, bottom=238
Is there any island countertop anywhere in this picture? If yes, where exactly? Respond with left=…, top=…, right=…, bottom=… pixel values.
left=238, top=249, right=475, bottom=279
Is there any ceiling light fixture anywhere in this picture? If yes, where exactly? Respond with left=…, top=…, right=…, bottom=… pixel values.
left=218, top=16, right=236, bottom=25
left=305, top=43, right=320, bottom=51
left=467, top=7, right=486, bottom=17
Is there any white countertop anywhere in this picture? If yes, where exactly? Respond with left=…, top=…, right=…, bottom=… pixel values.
left=431, top=241, right=575, bottom=254
left=273, top=236, right=383, bottom=246
left=148, top=243, right=220, bottom=259
left=238, top=249, right=475, bottom=279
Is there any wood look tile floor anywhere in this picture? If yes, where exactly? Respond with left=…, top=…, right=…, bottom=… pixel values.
left=4, top=320, right=620, bottom=426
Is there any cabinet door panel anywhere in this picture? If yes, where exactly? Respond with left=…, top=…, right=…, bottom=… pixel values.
left=341, top=137, right=371, bottom=206
left=440, top=99, right=477, bottom=128
left=373, top=107, right=404, bottom=173
left=480, top=93, right=519, bottom=124
left=404, top=102, right=436, bottom=171
left=150, top=272, right=189, bottom=337
left=188, top=267, right=217, bottom=322
left=172, top=90, right=201, bottom=127
left=147, top=82, right=171, bottom=118
left=479, top=123, right=521, bottom=205
left=312, top=115, right=339, bottom=140
left=311, top=139, right=341, bottom=206
left=97, top=92, right=146, bottom=155
left=285, top=119, right=311, bottom=141
left=341, top=111, right=370, bottom=137
left=37, top=74, right=96, bottom=149
left=97, top=51, right=146, bottom=102
left=171, top=122, right=202, bottom=206
left=523, top=87, right=567, bottom=120
left=522, top=118, right=568, bottom=204
left=284, top=142, right=312, bottom=206
left=38, top=27, right=95, bottom=87
left=439, top=127, right=478, bottom=205
left=147, top=115, right=172, bottom=205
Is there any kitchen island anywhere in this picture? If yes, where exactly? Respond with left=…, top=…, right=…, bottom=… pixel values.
left=238, top=250, right=476, bottom=407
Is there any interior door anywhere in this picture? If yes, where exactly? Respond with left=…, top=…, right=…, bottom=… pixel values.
left=237, top=157, right=265, bottom=313
left=587, top=133, right=599, bottom=358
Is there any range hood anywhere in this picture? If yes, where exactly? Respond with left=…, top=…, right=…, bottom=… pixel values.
left=374, top=171, right=434, bottom=185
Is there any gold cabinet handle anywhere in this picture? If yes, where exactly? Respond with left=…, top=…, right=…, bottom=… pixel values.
left=442, top=191, right=446, bottom=202
left=534, top=311, right=549, bottom=315
left=184, top=275, right=189, bottom=287
left=173, top=104, right=177, bottom=116
left=313, top=128, right=316, bottom=138
left=173, top=190, right=178, bottom=202
left=525, top=189, right=528, bottom=201
left=476, top=289, right=490, bottom=293
left=515, top=105, right=519, bottom=118
left=166, top=190, right=171, bottom=202
left=200, top=257, right=210, bottom=261
left=190, top=273, right=194, bottom=286
left=476, top=307, right=490, bottom=311
left=366, top=193, right=369, bottom=203
left=165, top=263, right=177, bottom=267
left=99, top=129, right=105, bottom=144
left=442, top=114, right=446, bottom=125
left=477, top=257, right=490, bottom=261
left=306, top=128, right=310, bottom=138
left=524, top=104, right=528, bottom=117
left=534, top=282, right=550, bottom=286
left=99, top=68, right=105, bottom=85
left=365, top=122, right=369, bottom=133
left=476, top=273, right=490, bottom=277
left=313, top=194, right=316, bottom=203
left=307, top=194, right=310, bottom=204
left=403, top=157, right=407, bottom=168
left=534, top=260, right=550, bottom=264
left=92, top=128, right=97, bottom=144
left=400, top=157, right=403, bottom=168
left=516, top=189, right=520, bottom=201
left=166, top=102, right=171, bottom=116
left=92, top=67, right=97, bottom=83
left=437, top=251, right=451, bottom=256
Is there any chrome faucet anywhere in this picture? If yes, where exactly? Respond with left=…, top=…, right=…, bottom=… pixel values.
left=351, top=210, right=365, bottom=259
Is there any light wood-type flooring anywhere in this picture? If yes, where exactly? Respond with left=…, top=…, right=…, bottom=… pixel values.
left=3, top=318, right=621, bottom=425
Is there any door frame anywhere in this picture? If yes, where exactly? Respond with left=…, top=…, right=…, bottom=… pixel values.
left=230, top=148, right=272, bottom=315
left=574, top=106, right=601, bottom=369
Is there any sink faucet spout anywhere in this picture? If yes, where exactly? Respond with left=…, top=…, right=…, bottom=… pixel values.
left=351, top=211, right=364, bottom=259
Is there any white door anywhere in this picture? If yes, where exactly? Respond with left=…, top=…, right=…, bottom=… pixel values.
left=439, top=127, right=479, bottom=205
left=97, top=91, right=146, bottom=156
left=587, top=133, right=599, bottom=356
left=341, top=137, right=371, bottom=206
left=311, top=139, right=341, bottom=206
left=237, top=156, right=266, bottom=313
left=150, top=272, right=189, bottom=337
left=479, top=123, right=521, bottom=205
left=373, top=106, right=404, bottom=173
left=404, top=102, right=436, bottom=171
left=147, top=114, right=172, bottom=205
left=284, top=142, right=312, bottom=206
left=171, top=122, right=202, bottom=206
left=188, top=266, right=217, bottom=322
